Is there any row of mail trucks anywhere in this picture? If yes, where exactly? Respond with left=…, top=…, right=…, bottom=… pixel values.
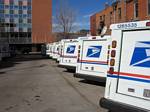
left=46, top=20, right=150, bottom=112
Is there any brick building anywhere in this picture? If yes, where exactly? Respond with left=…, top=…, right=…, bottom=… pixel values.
left=90, top=0, right=150, bottom=35
left=0, top=0, right=52, bottom=52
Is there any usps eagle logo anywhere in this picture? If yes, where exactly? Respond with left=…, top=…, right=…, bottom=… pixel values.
left=86, top=46, right=102, bottom=58
left=66, top=45, right=76, bottom=54
left=130, top=41, right=150, bottom=68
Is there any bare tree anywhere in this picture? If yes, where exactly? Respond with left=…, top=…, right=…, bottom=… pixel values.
left=54, top=0, right=77, bottom=39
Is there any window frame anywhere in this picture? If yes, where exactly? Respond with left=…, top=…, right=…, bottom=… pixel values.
left=134, top=0, right=139, bottom=18
left=118, top=8, right=122, bottom=20
left=148, top=0, right=150, bottom=16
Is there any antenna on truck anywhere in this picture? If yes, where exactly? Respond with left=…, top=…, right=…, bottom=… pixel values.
left=100, top=26, right=107, bottom=37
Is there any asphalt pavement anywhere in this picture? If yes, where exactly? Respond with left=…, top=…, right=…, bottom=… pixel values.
left=0, top=54, right=107, bottom=112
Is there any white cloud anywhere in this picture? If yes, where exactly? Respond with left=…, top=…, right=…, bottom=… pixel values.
left=74, top=22, right=90, bottom=26
left=52, top=16, right=55, bottom=20
left=83, top=14, right=93, bottom=18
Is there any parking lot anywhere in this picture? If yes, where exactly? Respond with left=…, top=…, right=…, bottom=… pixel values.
left=0, top=54, right=107, bottom=112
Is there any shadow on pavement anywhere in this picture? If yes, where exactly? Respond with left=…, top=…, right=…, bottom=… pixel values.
left=79, top=79, right=106, bottom=87
left=63, top=69, right=76, bottom=73
left=0, top=71, right=6, bottom=75
left=0, top=53, right=48, bottom=70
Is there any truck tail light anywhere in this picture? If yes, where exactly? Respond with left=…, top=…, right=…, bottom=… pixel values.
left=78, top=50, right=80, bottom=54
left=78, top=53, right=80, bottom=58
left=111, top=50, right=116, bottom=57
left=78, top=45, right=81, bottom=49
left=107, top=45, right=111, bottom=64
left=77, top=53, right=80, bottom=62
left=146, top=22, right=150, bottom=26
left=112, top=40, right=117, bottom=48
left=77, top=45, right=81, bottom=62
left=110, top=59, right=115, bottom=66
left=108, top=67, right=114, bottom=74
left=61, top=46, right=63, bottom=56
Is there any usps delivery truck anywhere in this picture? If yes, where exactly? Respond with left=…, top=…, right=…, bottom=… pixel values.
left=74, top=36, right=111, bottom=82
left=46, top=43, right=52, bottom=57
left=49, top=43, right=55, bottom=58
left=59, top=39, right=79, bottom=71
left=52, top=42, right=60, bottom=60
left=56, top=42, right=62, bottom=62
left=100, top=20, right=150, bottom=112
left=51, top=42, right=57, bottom=59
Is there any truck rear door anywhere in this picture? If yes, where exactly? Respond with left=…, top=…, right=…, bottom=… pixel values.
left=117, top=30, right=150, bottom=100
left=62, top=41, right=78, bottom=64
left=80, top=39, right=108, bottom=73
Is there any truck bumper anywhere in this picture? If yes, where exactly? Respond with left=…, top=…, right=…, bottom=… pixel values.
left=58, top=65, right=76, bottom=71
left=100, top=97, right=148, bottom=112
left=74, top=73, right=106, bottom=82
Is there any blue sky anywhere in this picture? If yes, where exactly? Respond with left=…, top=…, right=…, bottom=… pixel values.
left=52, top=0, right=108, bottom=32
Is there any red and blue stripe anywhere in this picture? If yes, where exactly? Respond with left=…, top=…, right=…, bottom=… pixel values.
left=107, top=71, right=150, bottom=83
left=61, top=55, right=77, bottom=58
left=79, top=60, right=108, bottom=65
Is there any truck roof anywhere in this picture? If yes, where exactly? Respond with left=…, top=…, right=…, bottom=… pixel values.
left=110, top=20, right=150, bottom=30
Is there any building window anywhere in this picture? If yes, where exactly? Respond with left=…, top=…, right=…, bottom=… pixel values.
left=27, top=1, right=31, bottom=6
left=10, top=0, right=14, bottom=5
left=118, top=8, right=121, bottom=19
left=10, top=10, right=14, bottom=14
left=14, top=5, right=19, bottom=9
left=23, top=6, right=27, bottom=10
left=10, top=18, right=14, bottom=23
left=0, top=9, right=4, bottom=14
left=19, top=1, right=22, bottom=6
left=10, top=5, right=13, bottom=9
left=28, top=19, right=31, bottom=23
left=103, top=15, right=105, bottom=22
left=110, top=12, right=113, bottom=23
left=19, top=18, right=23, bottom=23
left=100, top=16, right=102, bottom=21
left=5, top=5, right=10, bottom=9
left=27, top=10, right=31, bottom=14
left=148, top=0, right=150, bottom=15
left=10, top=27, right=14, bottom=32
left=19, top=28, right=23, bottom=32
left=28, top=28, right=31, bottom=32
left=19, top=10, right=22, bottom=14
left=0, top=0, right=4, bottom=4
left=134, top=0, right=138, bottom=18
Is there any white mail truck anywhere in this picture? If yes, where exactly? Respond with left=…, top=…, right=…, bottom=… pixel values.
left=74, top=36, right=111, bottom=82
left=59, top=39, right=79, bottom=71
left=56, top=41, right=62, bottom=62
left=46, top=43, right=52, bottom=57
left=100, top=20, right=150, bottom=112
left=52, top=42, right=60, bottom=60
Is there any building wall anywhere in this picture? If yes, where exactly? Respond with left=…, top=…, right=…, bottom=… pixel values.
left=90, top=14, right=96, bottom=36
left=90, top=0, right=150, bottom=35
left=32, top=0, right=52, bottom=44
